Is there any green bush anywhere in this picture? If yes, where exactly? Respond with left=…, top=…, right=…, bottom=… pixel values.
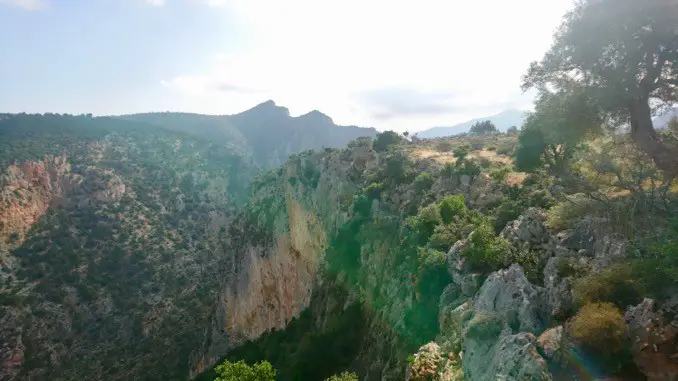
left=556, top=257, right=590, bottom=279
left=570, top=302, right=627, bottom=357
left=364, top=182, right=384, bottom=199
left=573, top=264, right=643, bottom=309
left=453, top=146, right=470, bottom=162
left=413, top=172, right=435, bottom=192
left=325, top=372, right=359, bottom=381
left=439, top=195, right=467, bottom=224
left=460, top=222, right=511, bottom=272
left=546, top=195, right=599, bottom=230
left=428, top=224, right=459, bottom=251
left=214, top=360, right=276, bottom=381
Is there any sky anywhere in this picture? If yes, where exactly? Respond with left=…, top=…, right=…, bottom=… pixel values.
left=0, top=0, right=573, bottom=132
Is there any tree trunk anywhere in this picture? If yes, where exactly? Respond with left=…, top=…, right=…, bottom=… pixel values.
left=629, top=100, right=678, bottom=175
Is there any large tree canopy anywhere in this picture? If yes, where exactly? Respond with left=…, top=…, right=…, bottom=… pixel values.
left=515, top=87, right=602, bottom=174
left=523, top=0, right=678, bottom=174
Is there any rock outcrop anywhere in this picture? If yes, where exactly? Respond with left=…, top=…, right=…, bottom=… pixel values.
left=625, top=298, right=678, bottom=381
left=462, top=264, right=551, bottom=381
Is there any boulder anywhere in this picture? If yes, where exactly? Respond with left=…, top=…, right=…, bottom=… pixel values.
left=463, top=331, right=551, bottom=381
left=625, top=298, right=678, bottom=381
left=472, top=264, right=548, bottom=334
left=501, top=208, right=549, bottom=245
left=543, top=257, right=574, bottom=319
left=462, top=265, right=551, bottom=381
left=446, top=240, right=482, bottom=297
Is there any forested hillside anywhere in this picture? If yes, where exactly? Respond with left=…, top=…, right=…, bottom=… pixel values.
left=0, top=113, right=258, bottom=380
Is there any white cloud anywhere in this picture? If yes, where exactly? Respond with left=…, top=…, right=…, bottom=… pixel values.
left=161, top=0, right=573, bottom=131
left=0, top=0, right=48, bottom=11
left=144, top=0, right=165, bottom=6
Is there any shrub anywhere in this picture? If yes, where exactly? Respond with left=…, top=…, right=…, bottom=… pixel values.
left=570, top=302, right=627, bottom=357
left=412, top=172, right=435, bottom=192
left=436, top=140, right=453, bottom=152
left=487, top=145, right=497, bottom=151
left=492, top=198, right=523, bottom=232
left=573, top=264, right=643, bottom=309
left=546, top=195, right=599, bottom=230
left=439, top=195, right=467, bottom=224
left=460, top=221, right=510, bottom=272
left=556, top=257, right=590, bottom=279
left=364, top=182, right=384, bottom=199
left=214, top=360, right=276, bottom=381
left=325, top=372, right=359, bottom=381
left=489, top=167, right=511, bottom=183
left=453, top=146, right=470, bottom=162
left=428, top=224, right=459, bottom=252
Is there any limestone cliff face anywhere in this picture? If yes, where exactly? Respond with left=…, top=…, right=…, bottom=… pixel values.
left=0, top=156, right=81, bottom=268
left=190, top=141, right=376, bottom=377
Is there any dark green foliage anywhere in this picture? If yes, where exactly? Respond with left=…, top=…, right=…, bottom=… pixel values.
left=507, top=126, right=519, bottom=135
left=382, top=151, right=412, bottom=185
left=412, top=172, right=435, bottom=193
left=373, top=131, right=404, bottom=152
left=573, top=264, right=644, bottom=310
left=469, top=120, right=499, bottom=136
left=439, top=195, right=466, bottom=224
left=453, top=145, right=470, bottom=162
left=198, top=288, right=367, bottom=381
left=214, top=360, right=276, bottom=381
left=515, top=126, right=547, bottom=172
left=460, top=221, right=511, bottom=273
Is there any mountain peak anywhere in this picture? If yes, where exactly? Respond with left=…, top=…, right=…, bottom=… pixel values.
left=239, top=100, right=290, bottom=117
left=297, top=110, right=334, bottom=124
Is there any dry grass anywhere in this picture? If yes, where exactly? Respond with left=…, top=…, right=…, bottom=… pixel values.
left=506, top=172, right=527, bottom=186
left=468, top=149, right=513, bottom=165
left=410, top=148, right=457, bottom=164
left=410, top=147, right=513, bottom=166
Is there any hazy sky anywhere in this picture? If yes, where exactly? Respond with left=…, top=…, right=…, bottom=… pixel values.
left=0, top=0, right=573, bottom=131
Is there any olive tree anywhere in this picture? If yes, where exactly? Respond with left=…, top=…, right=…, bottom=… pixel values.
left=523, top=0, right=678, bottom=174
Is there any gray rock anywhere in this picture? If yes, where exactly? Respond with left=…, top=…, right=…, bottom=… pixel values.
left=472, top=264, right=548, bottom=334
left=463, top=332, right=551, bottom=381
left=543, top=257, right=573, bottom=319
left=501, top=208, right=549, bottom=244
left=446, top=240, right=481, bottom=297
left=462, top=265, right=551, bottom=381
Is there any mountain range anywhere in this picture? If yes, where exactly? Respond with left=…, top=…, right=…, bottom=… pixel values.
left=415, top=109, right=527, bottom=139
left=119, top=100, right=378, bottom=169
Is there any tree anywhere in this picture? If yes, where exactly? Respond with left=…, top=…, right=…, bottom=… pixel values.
left=523, top=0, right=678, bottom=174
left=214, top=360, right=276, bottom=381
left=515, top=88, right=602, bottom=174
left=506, top=125, right=519, bottom=135
left=452, top=145, right=469, bottom=162
left=373, top=131, right=404, bottom=152
left=469, top=120, right=498, bottom=136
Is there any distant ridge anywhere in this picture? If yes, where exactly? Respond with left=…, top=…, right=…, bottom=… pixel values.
left=119, top=100, right=378, bottom=168
left=416, top=109, right=527, bottom=139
